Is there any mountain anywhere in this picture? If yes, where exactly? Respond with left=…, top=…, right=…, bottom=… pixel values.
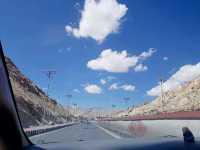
left=116, top=76, right=200, bottom=117
left=5, top=57, right=69, bottom=128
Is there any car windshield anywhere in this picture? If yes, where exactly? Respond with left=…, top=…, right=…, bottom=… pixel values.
left=1, top=0, right=200, bottom=146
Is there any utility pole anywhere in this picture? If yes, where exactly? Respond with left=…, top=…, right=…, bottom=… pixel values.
left=42, top=70, right=56, bottom=96
left=65, top=94, right=72, bottom=120
left=41, top=70, right=56, bottom=120
left=160, top=79, right=165, bottom=113
left=73, top=103, right=77, bottom=117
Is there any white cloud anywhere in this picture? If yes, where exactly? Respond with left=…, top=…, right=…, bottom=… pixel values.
left=147, top=62, right=200, bottom=96
left=134, top=64, right=148, bottom=72
left=84, top=84, right=102, bottom=94
left=73, top=89, right=80, bottom=93
left=163, top=57, right=168, bottom=61
left=87, top=48, right=156, bottom=73
left=65, top=0, right=128, bottom=43
left=100, top=79, right=106, bottom=85
left=121, top=84, right=135, bottom=91
left=109, top=83, right=135, bottom=92
left=87, top=49, right=139, bottom=73
left=109, top=83, right=120, bottom=90
left=139, top=48, right=156, bottom=60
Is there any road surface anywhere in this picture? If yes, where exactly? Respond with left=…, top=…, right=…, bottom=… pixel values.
left=30, top=122, right=118, bottom=145
left=30, top=119, right=200, bottom=145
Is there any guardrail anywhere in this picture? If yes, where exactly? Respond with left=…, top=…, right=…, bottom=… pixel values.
left=101, top=111, right=200, bottom=121
left=98, top=120, right=200, bottom=138
left=24, top=122, right=77, bottom=137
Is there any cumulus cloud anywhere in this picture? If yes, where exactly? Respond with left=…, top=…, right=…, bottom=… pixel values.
left=109, top=83, right=135, bottom=92
left=100, top=79, right=106, bottom=85
left=87, top=48, right=156, bottom=73
left=84, top=84, right=102, bottom=94
left=139, top=48, right=156, bottom=60
left=134, top=64, right=148, bottom=72
left=65, top=0, right=128, bottom=43
left=87, top=49, right=139, bottom=73
left=147, top=62, right=200, bottom=96
left=121, top=84, right=135, bottom=91
left=163, top=57, right=168, bottom=61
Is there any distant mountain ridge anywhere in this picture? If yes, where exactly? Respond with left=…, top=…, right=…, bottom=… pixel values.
left=117, top=76, right=200, bottom=117
left=5, top=57, right=69, bottom=128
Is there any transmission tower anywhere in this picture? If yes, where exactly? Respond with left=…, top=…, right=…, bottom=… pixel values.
left=41, top=70, right=56, bottom=120
left=42, top=70, right=56, bottom=96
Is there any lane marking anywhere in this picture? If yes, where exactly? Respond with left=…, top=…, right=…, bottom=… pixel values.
left=94, top=123, right=121, bottom=139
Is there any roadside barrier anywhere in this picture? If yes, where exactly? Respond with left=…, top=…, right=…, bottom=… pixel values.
left=24, top=122, right=76, bottom=137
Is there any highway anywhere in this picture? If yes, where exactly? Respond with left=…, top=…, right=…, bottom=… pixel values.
left=30, top=122, right=118, bottom=145
left=30, top=119, right=200, bottom=145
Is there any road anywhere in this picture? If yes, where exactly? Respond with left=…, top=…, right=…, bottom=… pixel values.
left=30, top=119, right=200, bottom=145
left=30, top=122, right=118, bottom=145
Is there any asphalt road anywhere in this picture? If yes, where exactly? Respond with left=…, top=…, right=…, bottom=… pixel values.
left=30, top=122, right=116, bottom=145
left=30, top=120, right=200, bottom=146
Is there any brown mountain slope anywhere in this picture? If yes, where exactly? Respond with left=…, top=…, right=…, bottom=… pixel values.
left=5, top=57, right=69, bottom=128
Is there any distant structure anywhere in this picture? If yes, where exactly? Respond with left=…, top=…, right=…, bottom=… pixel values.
left=72, top=103, right=78, bottom=116
left=160, top=79, right=165, bottom=112
left=41, top=70, right=56, bottom=96
left=41, top=70, right=56, bottom=119
left=65, top=94, right=72, bottom=117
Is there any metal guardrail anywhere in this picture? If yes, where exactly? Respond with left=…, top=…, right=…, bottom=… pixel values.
left=24, top=122, right=76, bottom=137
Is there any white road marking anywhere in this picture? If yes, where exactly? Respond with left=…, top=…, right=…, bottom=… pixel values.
left=94, top=123, right=121, bottom=139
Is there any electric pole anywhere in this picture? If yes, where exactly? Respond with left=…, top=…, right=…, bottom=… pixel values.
left=42, top=70, right=56, bottom=96
left=73, top=103, right=77, bottom=117
left=65, top=94, right=72, bottom=120
left=41, top=70, right=56, bottom=120
left=160, top=79, right=165, bottom=113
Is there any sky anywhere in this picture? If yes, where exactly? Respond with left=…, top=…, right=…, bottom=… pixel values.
left=1, top=0, right=200, bottom=109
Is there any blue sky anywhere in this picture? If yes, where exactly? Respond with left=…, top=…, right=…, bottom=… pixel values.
left=1, top=0, right=200, bottom=108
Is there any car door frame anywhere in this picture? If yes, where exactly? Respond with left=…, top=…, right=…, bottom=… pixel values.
left=0, top=41, right=32, bottom=148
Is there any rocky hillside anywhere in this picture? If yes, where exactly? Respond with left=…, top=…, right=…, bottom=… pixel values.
left=5, top=57, right=69, bottom=128
left=117, top=77, right=200, bottom=117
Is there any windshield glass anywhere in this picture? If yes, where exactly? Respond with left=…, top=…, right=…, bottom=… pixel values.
left=1, top=0, right=200, bottom=146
